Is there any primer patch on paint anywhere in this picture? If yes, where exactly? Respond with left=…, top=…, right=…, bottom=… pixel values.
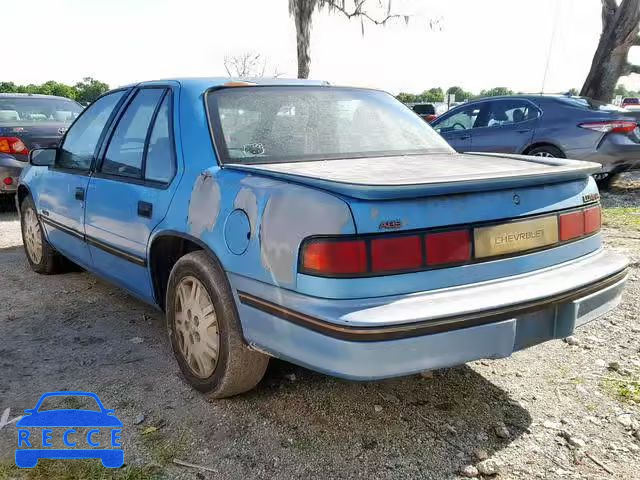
left=370, top=207, right=379, bottom=219
left=233, top=187, right=258, bottom=234
left=260, top=188, right=352, bottom=285
left=188, top=173, right=221, bottom=237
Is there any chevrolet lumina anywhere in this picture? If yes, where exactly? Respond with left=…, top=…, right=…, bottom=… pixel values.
left=17, top=78, right=628, bottom=398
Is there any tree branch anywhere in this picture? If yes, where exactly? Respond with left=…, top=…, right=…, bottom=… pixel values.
left=320, top=0, right=406, bottom=26
left=627, top=63, right=640, bottom=74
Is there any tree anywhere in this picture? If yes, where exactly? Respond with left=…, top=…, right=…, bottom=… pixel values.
left=581, top=0, right=640, bottom=101
left=223, top=52, right=283, bottom=77
left=446, top=86, right=472, bottom=102
left=479, top=87, right=514, bottom=97
left=420, top=87, right=444, bottom=102
left=288, top=0, right=414, bottom=79
left=74, top=77, right=109, bottom=104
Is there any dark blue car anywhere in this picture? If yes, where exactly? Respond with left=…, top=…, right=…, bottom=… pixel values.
left=15, top=391, right=123, bottom=468
left=431, top=95, right=640, bottom=186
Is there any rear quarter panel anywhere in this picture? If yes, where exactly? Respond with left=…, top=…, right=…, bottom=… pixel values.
left=531, top=99, right=604, bottom=155
left=147, top=84, right=356, bottom=291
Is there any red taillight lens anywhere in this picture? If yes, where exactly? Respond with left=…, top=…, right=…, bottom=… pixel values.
left=584, top=206, right=601, bottom=234
left=578, top=121, right=637, bottom=133
left=2, top=177, right=13, bottom=186
left=559, top=210, right=585, bottom=241
left=0, top=137, right=29, bottom=155
left=425, top=230, right=471, bottom=265
left=370, top=236, right=422, bottom=272
left=301, top=239, right=367, bottom=275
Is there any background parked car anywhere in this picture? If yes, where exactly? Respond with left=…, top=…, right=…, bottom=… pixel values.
left=431, top=94, right=640, bottom=187
left=0, top=93, right=82, bottom=208
left=621, top=97, right=640, bottom=109
left=412, top=103, right=437, bottom=122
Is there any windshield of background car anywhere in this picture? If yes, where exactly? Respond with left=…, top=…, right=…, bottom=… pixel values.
left=0, top=97, right=82, bottom=125
left=206, top=86, right=454, bottom=164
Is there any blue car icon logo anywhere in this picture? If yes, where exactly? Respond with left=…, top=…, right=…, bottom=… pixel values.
left=15, top=391, right=123, bottom=468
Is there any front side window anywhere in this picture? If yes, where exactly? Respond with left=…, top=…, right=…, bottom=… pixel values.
left=101, top=89, right=164, bottom=178
left=433, top=105, right=482, bottom=133
left=58, top=91, right=126, bottom=170
left=207, top=86, right=453, bottom=164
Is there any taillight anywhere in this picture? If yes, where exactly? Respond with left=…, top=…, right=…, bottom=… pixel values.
left=0, top=137, right=29, bottom=155
left=370, top=235, right=422, bottom=272
left=578, top=121, right=637, bottom=133
left=301, top=239, right=367, bottom=275
left=300, top=205, right=600, bottom=278
left=584, top=206, right=601, bottom=234
left=425, top=230, right=471, bottom=265
left=2, top=177, right=13, bottom=186
left=559, top=210, right=584, bottom=241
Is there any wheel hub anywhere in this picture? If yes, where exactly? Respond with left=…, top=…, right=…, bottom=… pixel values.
left=174, top=276, right=219, bottom=378
left=23, top=207, right=43, bottom=264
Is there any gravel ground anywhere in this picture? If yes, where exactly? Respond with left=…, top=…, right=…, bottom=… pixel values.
left=0, top=177, right=638, bottom=480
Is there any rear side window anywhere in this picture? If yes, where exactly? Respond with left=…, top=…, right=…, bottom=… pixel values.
left=144, top=94, right=175, bottom=183
left=58, top=91, right=125, bottom=171
left=102, top=89, right=164, bottom=178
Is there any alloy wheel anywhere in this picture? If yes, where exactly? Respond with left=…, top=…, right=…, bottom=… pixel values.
left=533, top=151, right=555, bottom=158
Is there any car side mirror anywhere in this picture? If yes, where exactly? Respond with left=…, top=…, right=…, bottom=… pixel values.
left=29, top=148, right=57, bottom=166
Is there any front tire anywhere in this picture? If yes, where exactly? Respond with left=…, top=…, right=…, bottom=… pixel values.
left=20, top=195, right=64, bottom=274
left=166, top=251, right=269, bottom=398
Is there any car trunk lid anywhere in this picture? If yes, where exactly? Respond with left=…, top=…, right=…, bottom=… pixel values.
left=226, top=152, right=600, bottom=200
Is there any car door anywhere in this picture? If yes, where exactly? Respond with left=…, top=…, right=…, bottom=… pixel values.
left=84, top=87, right=179, bottom=301
left=469, top=99, right=539, bottom=153
left=37, top=90, right=127, bottom=268
left=431, top=104, right=484, bottom=152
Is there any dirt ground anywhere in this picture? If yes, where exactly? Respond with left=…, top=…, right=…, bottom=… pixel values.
left=0, top=177, right=638, bottom=480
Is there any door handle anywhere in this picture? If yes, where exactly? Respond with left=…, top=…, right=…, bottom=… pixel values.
left=516, top=129, right=531, bottom=133
left=138, top=201, right=153, bottom=218
left=459, top=135, right=471, bottom=140
left=75, top=187, right=85, bottom=201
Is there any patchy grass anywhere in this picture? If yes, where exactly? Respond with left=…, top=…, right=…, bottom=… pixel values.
left=0, top=459, right=162, bottom=480
left=139, top=429, right=187, bottom=466
left=602, top=372, right=640, bottom=405
left=602, top=207, right=640, bottom=231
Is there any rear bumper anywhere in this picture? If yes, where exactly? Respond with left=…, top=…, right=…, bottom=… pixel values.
left=232, top=249, right=628, bottom=380
left=569, top=137, right=640, bottom=173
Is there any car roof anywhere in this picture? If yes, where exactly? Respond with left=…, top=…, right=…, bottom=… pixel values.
left=126, top=77, right=331, bottom=93
left=0, top=93, right=76, bottom=100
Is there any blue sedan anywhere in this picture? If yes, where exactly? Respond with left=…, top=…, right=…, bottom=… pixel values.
left=18, top=78, right=628, bottom=397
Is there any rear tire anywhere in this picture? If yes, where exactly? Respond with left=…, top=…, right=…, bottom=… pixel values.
left=595, top=172, right=617, bottom=190
left=20, top=195, right=65, bottom=274
left=166, top=250, right=269, bottom=398
left=527, top=145, right=565, bottom=158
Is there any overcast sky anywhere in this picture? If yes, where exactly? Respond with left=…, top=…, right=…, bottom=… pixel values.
left=6, top=0, right=640, bottom=94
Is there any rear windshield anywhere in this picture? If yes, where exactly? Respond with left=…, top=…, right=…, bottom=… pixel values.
left=0, top=97, right=82, bottom=125
left=206, top=86, right=453, bottom=164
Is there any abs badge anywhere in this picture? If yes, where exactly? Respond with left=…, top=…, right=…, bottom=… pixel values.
left=15, top=391, right=123, bottom=468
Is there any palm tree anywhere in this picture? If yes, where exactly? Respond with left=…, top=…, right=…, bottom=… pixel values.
left=288, top=0, right=411, bottom=79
